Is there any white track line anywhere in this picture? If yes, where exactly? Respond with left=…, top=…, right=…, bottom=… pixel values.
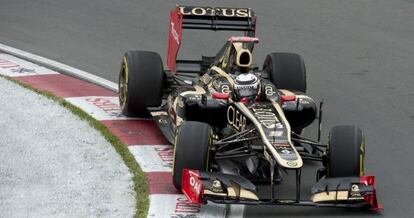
left=0, top=43, right=118, bottom=92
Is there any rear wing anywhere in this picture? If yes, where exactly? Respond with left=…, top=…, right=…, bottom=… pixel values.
left=167, top=5, right=257, bottom=73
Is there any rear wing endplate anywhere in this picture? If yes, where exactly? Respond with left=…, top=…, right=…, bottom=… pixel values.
left=167, top=5, right=257, bottom=72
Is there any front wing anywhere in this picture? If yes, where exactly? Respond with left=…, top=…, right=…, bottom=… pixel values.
left=181, top=169, right=382, bottom=210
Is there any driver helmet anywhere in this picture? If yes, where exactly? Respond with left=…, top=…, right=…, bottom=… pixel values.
left=234, top=73, right=260, bottom=99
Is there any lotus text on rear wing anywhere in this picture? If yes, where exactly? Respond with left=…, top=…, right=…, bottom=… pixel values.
left=179, top=6, right=252, bottom=18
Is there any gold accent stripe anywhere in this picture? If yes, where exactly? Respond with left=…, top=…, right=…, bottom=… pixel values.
left=360, top=134, right=365, bottom=176
left=279, top=89, right=295, bottom=96
left=211, top=66, right=235, bottom=86
left=123, top=57, right=129, bottom=84
left=150, top=111, right=168, bottom=116
left=311, top=191, right=364, bottom=202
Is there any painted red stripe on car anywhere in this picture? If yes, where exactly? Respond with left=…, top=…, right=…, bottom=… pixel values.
left=101, top=120, right=169, bottom=145
left=15, top=74, right=116, bottom=97
left=146, top=172, right=180, bottom=194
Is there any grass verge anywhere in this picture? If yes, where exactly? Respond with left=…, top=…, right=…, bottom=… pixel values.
left=1, top=75, right=148, bottom=218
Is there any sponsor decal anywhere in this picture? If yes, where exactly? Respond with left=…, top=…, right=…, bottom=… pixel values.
left=188, top=171, right=202, bottom=197
left=220, top=84, right=231, bottom=94
left=155, top=146, right=174, bottom=164
left=275, top=145, right=298, bottom=161
left=0, top=54, right=58, bottom=77
left=175, top=197, right=201, bottom=213
left=227, top=105, right=246, bottom=131
left=228, top=36, right=259, bottom=42
left=273, top=143, right=290, bottom=148
left=252, top=107, right=279, bottom=129
left=85, top=97, right=119, bottom=112
left=278, top=199, right=296, bottom=203
left=65, top=96, right=135, bottom=121
left=159, top=118, right=169, bottom=124
left=171, top=214, right=199, bottom=218
left=286, top=161, right=298, bottom=167
left=281, top=149, right=291, bottom=154
left=147, top=194, right=226, bottom=217
left=269, top=131, right=283, bottom=137
left=10, top=67, right=35, bottom=74
left=128, top=145, right=173, bottom=172
left=179, top=6, right=252, bottom=18
left=212, top=180, right=222, bottom=192
left=299, top=98, right=310, bottom=105
left=170, top=22, right=180, bottom=45
left=350, top=184, right=362, bottom=197
left=264, top=85, right=276, bottom=96
left=351, top=184, right=360, bottom=192
left=200, top=73, right=212, bottom=84
left=0, top=58, right=19, bottom=68
left=187, top=95, right=201, bottom=101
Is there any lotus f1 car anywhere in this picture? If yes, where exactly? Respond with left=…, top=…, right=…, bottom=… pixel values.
left=118, top=5, right=381, bottom=210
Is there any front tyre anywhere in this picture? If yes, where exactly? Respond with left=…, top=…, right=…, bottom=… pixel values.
left=172, top=121, right=211, bottom=189
left=327, top=125, right=365, bottom=178
left=119, top=51, right=164, bottom=117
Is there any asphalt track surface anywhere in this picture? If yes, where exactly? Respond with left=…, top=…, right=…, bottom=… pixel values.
left=1, top=0, right=413, bottom=217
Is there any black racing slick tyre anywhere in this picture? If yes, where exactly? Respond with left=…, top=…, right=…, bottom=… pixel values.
left=172, top=121, right=211, bottom=189
left=327, top=125, right=365, bottom=178
left=118, top=50, right=164, bottom=117
left=263, top=52, right=307, bottom=93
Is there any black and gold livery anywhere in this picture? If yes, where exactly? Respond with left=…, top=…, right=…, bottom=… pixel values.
left=117, top=5, right=381, bottom=211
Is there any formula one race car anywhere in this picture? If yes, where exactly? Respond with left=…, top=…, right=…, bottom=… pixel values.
left=118, top=5, right=381, bottom=210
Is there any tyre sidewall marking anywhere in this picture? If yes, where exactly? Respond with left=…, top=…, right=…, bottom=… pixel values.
left=120, top=56, right=129, bottom=110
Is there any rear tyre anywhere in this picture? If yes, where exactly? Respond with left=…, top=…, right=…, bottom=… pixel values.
left=263, top=52, right=307, bottom=93
left=172, top=121, right=211, bottom=189
left=118, top=51, right=164, bottom=117
left=327, top=125, right=365, bottom=177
